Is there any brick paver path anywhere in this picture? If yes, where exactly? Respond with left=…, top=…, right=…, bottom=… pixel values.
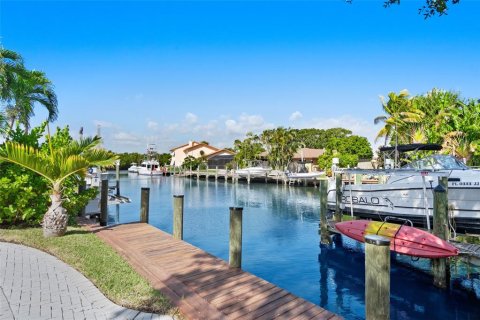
left=0, top=242, right=173, bottom=320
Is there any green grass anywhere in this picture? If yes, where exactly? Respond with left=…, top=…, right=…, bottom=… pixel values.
left=0, top=226, right=177, bottom=316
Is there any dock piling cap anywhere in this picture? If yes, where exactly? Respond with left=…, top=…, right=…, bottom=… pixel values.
left=365, top=234, right=391, bottom=246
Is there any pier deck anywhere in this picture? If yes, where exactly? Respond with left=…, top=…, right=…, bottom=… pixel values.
left=93, top=223, right=340, bottom=320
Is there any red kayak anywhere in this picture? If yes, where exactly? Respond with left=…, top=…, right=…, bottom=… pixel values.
left=335, top=220, right=459, bottom=258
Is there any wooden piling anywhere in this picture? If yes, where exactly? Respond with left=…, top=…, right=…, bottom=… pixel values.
left=319, top=179, right=330, bottom=244
left=100, top=178, right=108, bottom=226
left=173, top=195, right=184, bottom=240
left=229, top=207, right=243, bottom=268
left=78, top=181, right=86, bottom=217
left=432, top=176, right=449, bottom=289
left=215, top=166, right=218, bottom=180
left=140, top=187, right=150, bottom=223
left=197, top=166, right=200, bottom=179
left=115, top=160, right=120, bottom=196
left=365, top=234, right=390, bottom=320
left=247, top=171, right=251, bottom=184
left=334, top=173, right=343, bottom=222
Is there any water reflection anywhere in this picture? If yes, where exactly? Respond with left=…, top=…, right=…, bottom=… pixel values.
left=110, top=175, right=480, bottom=320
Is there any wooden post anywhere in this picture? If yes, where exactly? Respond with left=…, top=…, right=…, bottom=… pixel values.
left=365, top=234, right=390, bottom=320
left=432, top=176, right=449, bottom=288
left=229, top=207, right=243, bottom=268
left=215, top=166, right=218, bottom=180
left=197, top=166, right=200, bottom=179
left=334, top=173, right=343, bottom=222
left=115, top=160, right=120, bottom=196
left=319, top=179, right=330, bottom=244
left=206, top=165, right=209, bottom=179
left=173, top=195, right=184, bottom=240
left=140, top=187, right=150, bottom=223
left=354, top=173, right=362, bottom=185
left=247, top=171, right=251, bottom=184
left=78, top=181, right=86, bottom=216
left=100, top=178, right=108, bottom=226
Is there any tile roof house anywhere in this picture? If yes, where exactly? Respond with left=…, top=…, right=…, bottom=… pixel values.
left=170, top=141, right=234, bottom=167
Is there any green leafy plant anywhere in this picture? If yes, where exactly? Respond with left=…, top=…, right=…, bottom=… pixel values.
left=0, top=134, right=117, bottom=237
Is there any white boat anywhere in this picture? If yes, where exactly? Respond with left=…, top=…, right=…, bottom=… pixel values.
left=127, top=162, right=139, bottom=173
left=138, top=144, right=163, bottom=176
left=285, top=161, right=323, bottom=180
left=327, top=154, right=480, bottom=234
left=286, top=171, right=324, bottom=180
left=236, top=166, right=271, bottom=178
left=138, top=159, right=162, bottom=176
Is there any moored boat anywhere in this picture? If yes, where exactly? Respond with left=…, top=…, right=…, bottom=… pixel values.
left=127, top=162, right=139, bottom=173
left=138, top=144, right=163, bottom=176
left=328, top=152, right=480, bottom=234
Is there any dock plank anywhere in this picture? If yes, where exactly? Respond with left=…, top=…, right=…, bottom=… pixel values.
left=92, top=222, right=340, bottom=320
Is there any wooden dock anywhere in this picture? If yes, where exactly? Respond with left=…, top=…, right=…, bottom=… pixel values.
left=93, top=223, right=340, bottom=320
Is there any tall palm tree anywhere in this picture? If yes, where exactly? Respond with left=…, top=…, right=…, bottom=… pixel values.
left=0, top=48, right=24, bottom=101
left=0, top=135, right=117, bottom=237
left=5, top=69, right=58, bottom=133
left=374, top=89, right=412, bottom=145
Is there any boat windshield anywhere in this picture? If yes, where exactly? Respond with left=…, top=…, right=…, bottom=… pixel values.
left=401, top=155, right=469, bottom=170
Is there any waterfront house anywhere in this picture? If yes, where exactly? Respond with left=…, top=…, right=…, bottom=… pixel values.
left=291, top=148, right=325, bottom=172
left=170, top=141, right=234, bottom=167
left=206, top=149, right=236, bottom=169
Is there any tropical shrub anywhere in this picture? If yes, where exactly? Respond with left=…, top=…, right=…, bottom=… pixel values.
left=0, top=163, right=49, bottom=225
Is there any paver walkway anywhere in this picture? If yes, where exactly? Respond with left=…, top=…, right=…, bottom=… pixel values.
left=0, top=242, right=173, bottom=320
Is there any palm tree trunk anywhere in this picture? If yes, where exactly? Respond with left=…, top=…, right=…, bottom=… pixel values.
left=42, top=185, right=68, bottom=237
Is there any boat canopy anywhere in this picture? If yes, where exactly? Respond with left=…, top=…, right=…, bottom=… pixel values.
left=379, top=143, right=442, bottom=153
left=401, top=155, right=469, bottom=170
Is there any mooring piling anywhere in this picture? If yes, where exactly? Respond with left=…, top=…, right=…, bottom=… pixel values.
left=173, top=195, right=184, bottom=240
left=100, top=178, right=108, bottom=226
left=433, top=176, right=450, bottom=288
left=335, top=173, right=343, bottom=222
left=115, top=159, right=120, bottom=196
left=140, top=187, right=150, bottom=223
left=319, top=179, right=331, bottom=244
left=229, top=207, right=243, bottom=268
left=365, top=234, right=390, bottom=320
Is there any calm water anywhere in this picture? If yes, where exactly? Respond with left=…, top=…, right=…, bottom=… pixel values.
left=108, top=174, right=480, bottom=320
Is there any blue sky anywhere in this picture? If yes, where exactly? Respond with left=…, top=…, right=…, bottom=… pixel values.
left=1, top=0, right=479, bottom=153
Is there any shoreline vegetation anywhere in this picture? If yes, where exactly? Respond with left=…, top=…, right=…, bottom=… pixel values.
left=0, top=225, right=180, bottom=317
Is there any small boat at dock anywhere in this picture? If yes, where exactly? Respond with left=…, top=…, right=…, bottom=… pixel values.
left=328, top=147, right=480, bottom=234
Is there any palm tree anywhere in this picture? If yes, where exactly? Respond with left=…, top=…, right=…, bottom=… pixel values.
left=5, top=69, right=58, bottom=133
left=0, top=135, right=117, bottom=237
left=0, top=48, right=24, bottom=101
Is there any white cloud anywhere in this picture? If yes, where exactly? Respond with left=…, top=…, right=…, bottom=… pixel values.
left=113, top=132, right=140, bottom=142
left=147, top=120, right=159, bottom=131
left=289, top=111, right=303, bottom=121
left=185, top=112, right=198, bottom=124
left=225, top=113, right=273, bottom=135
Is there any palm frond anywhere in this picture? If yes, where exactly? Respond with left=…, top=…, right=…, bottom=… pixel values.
left=0, top=142, right=54, bottom=184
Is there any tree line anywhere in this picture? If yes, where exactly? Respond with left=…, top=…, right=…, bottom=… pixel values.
left=233, top=128, right=373, bottom=171
left=375, top=89, right=480, bottom=166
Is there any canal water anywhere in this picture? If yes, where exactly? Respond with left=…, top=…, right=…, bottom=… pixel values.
left=108, top=174, right=480, bottom=320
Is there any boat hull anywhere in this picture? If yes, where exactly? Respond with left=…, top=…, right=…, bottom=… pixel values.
left=335, top=220, right=459, bottom=258
left=236, top=167, right=270, bottom=178
left=327, top=179, right=480, bottom=234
